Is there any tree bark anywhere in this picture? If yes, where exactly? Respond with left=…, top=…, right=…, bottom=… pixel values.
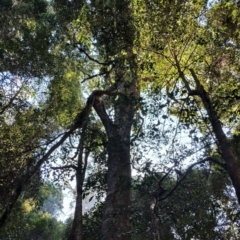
left=87, top=0, right=137, bottom=238
left=94, top=90, right=135, bottom=239
left=0, top=184, right=22, bottom=228
left=189, top=69, right=240, bottom=203
left=102, top=134, right=132, bottom=239
left=68, top=126, right=89, bottom=240
left=67, top=175, right=84, bottom=240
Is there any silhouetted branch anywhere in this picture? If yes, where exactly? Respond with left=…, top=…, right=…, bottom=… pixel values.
left=157, top=157, right=227, bottom=202
left=76, top=46, right=114, bottom=66
left=51, top=165, right=78, bottom=171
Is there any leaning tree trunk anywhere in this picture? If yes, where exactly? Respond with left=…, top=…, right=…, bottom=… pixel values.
left=175, top=58, right=240, bottom=203
left=189, top=69, right=240, bottom=203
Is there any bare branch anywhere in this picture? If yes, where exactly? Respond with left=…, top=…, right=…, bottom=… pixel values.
left=81, top=72, right=106, bottom=83
left=81, top=65, right=115, bottom=83
left=157, top=157, right=227, bottom=202
left=130, top=114, right=144, bottom=143
left=177, top=70, right=192, bottom=93
left=51, top=165, right=78, bottom=171
left=76, top=46, right=114, bottom=66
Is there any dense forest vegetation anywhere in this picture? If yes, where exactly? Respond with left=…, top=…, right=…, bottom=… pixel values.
left=1, top=0, right=240, bottom=239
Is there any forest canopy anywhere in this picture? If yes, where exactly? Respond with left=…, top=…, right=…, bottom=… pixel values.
left=1, top=0, right=240, bottom=239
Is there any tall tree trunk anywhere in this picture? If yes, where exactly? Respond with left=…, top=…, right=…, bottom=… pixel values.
left=68, top=173, right=84, bottom=240
left=103, top=135, right=132, bottom=239
left=189, top=69, right=240, bottom=203
left=94, top=78, right=137, bottom=239
left=88, top=0, right=138, bottom=238
left=68, top=127, right=89, bottom=240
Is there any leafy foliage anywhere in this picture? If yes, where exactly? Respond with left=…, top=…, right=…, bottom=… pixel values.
left=1, top=0, right=240, bottom=239
left=0, top=181, right=66, bottom=239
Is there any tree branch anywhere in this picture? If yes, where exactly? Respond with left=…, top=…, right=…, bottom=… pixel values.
left=93, top=99, right=115, bottom=138
left=0, top=79, right=28, bottom=115
left=81, top=65, right=115, bottom=83
left=36, top=89, right=116, bottom=172
left=76, top=46, right=114, bottom=66
left=157, top=157, right=227, bottom=202
left=188, top=69, right=240, bottom=204
left=173, top=52, right=193, bottom=93
left=0, top=88, right=114, bottom=228
left=51, top=165, right=78, bottom=171
left=130, top=114, right=144, bottom=143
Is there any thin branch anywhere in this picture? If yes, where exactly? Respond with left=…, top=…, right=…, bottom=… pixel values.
left=158, top=167, right=174, bottom=187
left=178, top=35, right=196, bottom=65
left=81, top=72, right=106, bottom=83
left=130, top=114, right=144, bottom=143
left=69, top=135, right=79, bottom=150
left=76, top=46, right=114, bottom=66
left=173, top=53, right=193, bottom=93
left=51, top=165, right=78, bottom=171
left=0, top=79, right=29, bottom=115
left=189, top=68, right=202, bottom=90
left=157, top=157, right=227, bottom=202
left=81, top=65, right=115, bottom=83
